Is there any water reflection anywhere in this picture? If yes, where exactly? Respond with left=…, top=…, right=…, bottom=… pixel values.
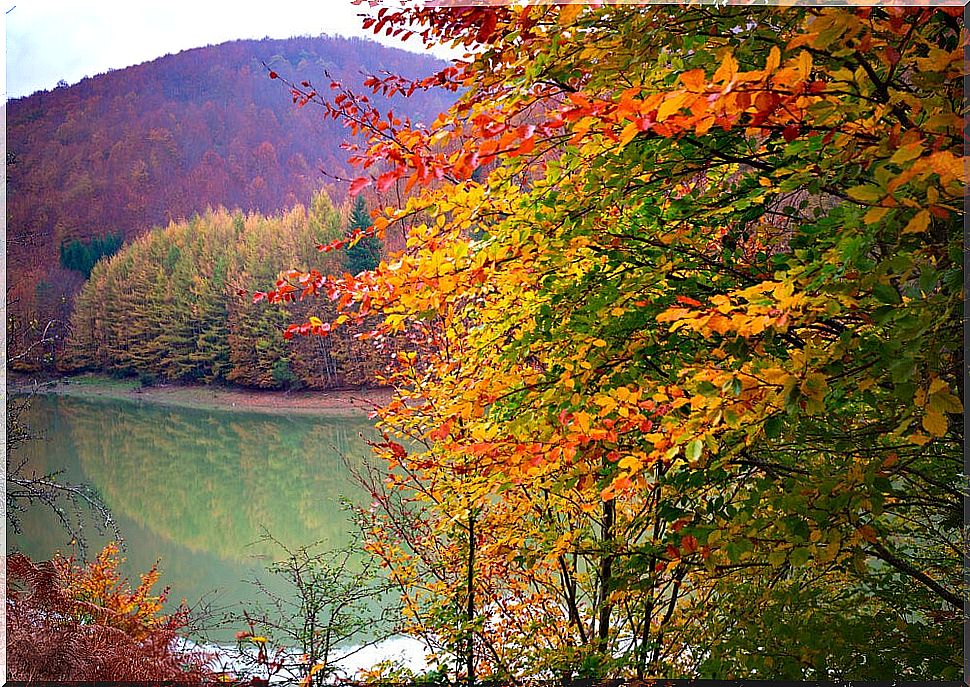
left=7, top=393, right=380, bottom=641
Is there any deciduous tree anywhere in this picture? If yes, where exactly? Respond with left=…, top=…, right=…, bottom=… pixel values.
left=263, top=5, right=965, bottom=679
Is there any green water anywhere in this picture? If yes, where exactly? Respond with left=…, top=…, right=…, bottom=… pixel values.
left=7, top=393, right=381, bottom=642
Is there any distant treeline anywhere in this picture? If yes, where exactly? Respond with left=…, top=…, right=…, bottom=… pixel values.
left=61, top=192, right=387, bottom=389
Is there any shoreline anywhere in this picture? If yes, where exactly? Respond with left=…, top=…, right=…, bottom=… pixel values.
left=6, top=372, right=392, bottom=417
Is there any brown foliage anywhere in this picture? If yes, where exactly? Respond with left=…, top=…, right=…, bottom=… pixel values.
left=6, top=551, right=217, bottom=682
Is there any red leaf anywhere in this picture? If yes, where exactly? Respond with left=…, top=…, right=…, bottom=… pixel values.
left=476, top=11, right=498, bottom=43
left=319, top=239, right=346, bottom=252
left=349, top=177, right=372, bottom=196
left=376, top=170, right=399, bottom=192
left=430, top=420, right=452, bottom=441
left=675, top=295, right=703, bottom=307
left=268, top=71, right=278, bottom=79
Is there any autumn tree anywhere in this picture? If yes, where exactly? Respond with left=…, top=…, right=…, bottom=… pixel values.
left=264, top=4, right=963, bottom=680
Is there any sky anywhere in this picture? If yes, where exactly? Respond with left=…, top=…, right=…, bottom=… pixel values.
left=3, top=0, right=460, bottom=100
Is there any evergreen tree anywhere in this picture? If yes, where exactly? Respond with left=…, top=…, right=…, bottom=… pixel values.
left=343, top=195, right=381, bottom=275
left=59, top=233, right=124, bottom=277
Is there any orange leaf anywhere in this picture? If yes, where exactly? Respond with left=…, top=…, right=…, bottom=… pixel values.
left=679, top=69, right=707, bottom=92
left=712, top=52, right=738, bottom=84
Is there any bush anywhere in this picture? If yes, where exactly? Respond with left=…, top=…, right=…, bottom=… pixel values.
left=6, top=545, right=218, bottom=682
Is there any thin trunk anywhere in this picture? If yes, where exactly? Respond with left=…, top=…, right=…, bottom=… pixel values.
left=466, top=512, right=476, bottom=687
left=638, top=557, right=656, bottom=679
left=650, top=568, right=685, bottom=673
left=596, top=499, right=615, bottom=654
left=558, top=553, right=588, bottom=644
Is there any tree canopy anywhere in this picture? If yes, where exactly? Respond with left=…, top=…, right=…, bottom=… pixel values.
left=259, top=5, right=963, bottom=680
left=64, top=195, right=386, bottom=389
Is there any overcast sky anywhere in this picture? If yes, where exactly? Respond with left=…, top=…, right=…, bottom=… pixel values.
left=3, top=1, right=459, bottom=100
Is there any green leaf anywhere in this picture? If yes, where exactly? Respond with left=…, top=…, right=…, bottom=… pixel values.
left=764, top=414, right=784, bottom=438
left=846, top=185, right=883, bottom=203
left=790, top=547, right=811, bottom=567
left=685, top=439, right=703, bottom=461
left=872, top=283, right=901, bottom=304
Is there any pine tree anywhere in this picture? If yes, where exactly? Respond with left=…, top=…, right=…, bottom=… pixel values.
left=343, top=195, right=381, bottom=275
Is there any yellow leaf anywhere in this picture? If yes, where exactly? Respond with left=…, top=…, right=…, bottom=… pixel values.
left=798, top=50, right=813, bottom=79
left=863, top=207, right=890, bottom=225
left=712, top=51, right=738, bottom=84
left=890, top=140, right=924, bottom=165
left=574, top=411, right=591, bottom=434
left=762, top=367, right=792, bottom=386
left=559, top=3, right=582, bottom=25
left=908, top=432, right=931, bottom=446
left=618, top=455, right=642, bottom=472
left=619, top=121, right=640, bottom=148
left=922, top=408, right=947, bottom=437
left=901, top=210, right=930, bottom=234
left=308, top=317, right=323, bottom=327
left=847, top=185, right=883, bottom=203
left=928, top=377, right=948, bottom=395
left=764, top=46, right=781, bottom=73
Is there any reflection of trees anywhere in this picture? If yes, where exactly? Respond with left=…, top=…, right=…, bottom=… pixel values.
left=60, top=396, right=376, bottom=560
left=7, top=389, right=118, bottom=559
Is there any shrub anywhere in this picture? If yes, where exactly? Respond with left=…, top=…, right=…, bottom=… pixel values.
left=6, top=545, right=217, bottom=682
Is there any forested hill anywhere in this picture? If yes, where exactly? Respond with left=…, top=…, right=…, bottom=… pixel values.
left=7, top=35, right=451, bottom=366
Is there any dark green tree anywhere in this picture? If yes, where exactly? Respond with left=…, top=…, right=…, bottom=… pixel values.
left=343, top=195, right=381, bottom=275
left=59, top=233, right=124, bottom=278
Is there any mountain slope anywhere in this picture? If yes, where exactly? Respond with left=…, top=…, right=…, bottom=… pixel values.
left=6, top=35, right=452, bottom=367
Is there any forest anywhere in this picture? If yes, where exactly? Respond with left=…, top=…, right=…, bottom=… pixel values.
left=61, top=194, right=388, bottom=389
left=6, top=3, right=965, bottom=685
left=6, top=34, right=449, bottom=369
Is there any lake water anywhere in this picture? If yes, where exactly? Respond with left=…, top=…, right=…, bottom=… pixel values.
left=6, top=392, right=389, bottom=649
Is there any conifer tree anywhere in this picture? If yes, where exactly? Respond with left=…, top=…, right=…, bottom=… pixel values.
left=344, top=195, right=381, bottom=275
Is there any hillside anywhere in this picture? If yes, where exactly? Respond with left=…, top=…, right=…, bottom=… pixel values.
left=6, top=35, right=452, bottom=367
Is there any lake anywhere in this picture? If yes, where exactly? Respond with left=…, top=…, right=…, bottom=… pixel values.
left=6, top=392, right=388, bottom=648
